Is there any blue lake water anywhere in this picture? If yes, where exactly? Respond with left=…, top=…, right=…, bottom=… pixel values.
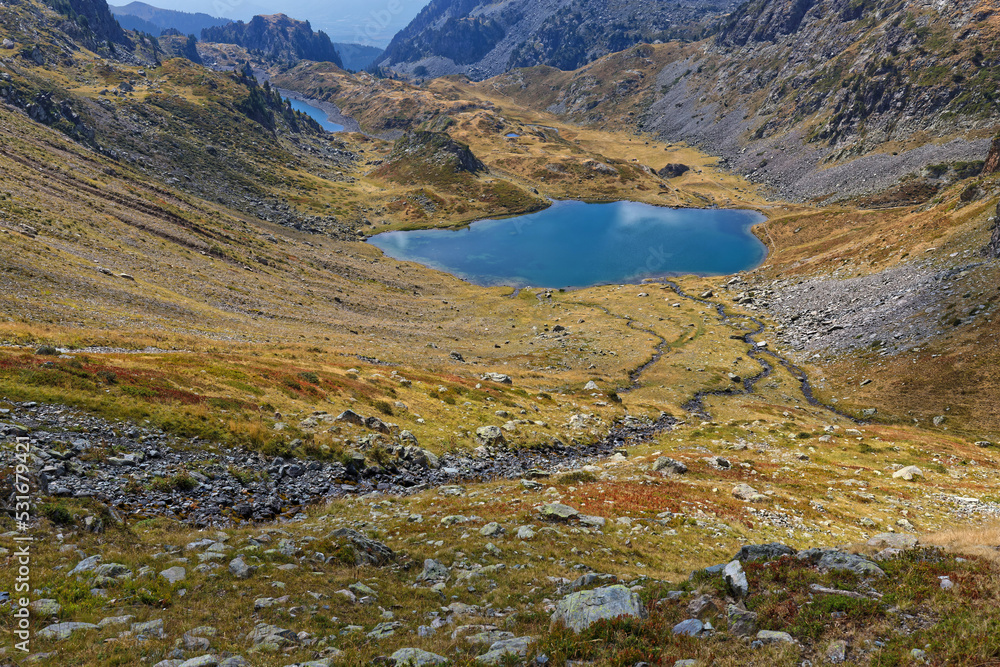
left=284, top=97, right=344, bottom=132
left=368, top=200, right=767, bottom=288
left=505, top=132, right=521, bottom=138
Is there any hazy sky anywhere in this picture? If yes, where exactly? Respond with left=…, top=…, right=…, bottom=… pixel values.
left=147, top=0, right=428, bottom=45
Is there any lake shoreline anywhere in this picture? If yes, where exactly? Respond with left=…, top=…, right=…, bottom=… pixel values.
left=368, top=200, right=768, bottom=289
left=276, top=87, right=362, bottom=133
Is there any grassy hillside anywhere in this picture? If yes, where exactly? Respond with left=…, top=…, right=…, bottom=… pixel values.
left=3, top=0, right=1000, bottom=664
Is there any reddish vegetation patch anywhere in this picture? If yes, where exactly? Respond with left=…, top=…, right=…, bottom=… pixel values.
left=573, top=481, right=682, bottom=515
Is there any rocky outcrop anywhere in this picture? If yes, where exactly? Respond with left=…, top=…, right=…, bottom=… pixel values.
left=392, top=131, right=486, bottom=175
left=985, top=198, right=1000, bottom=259
left=984, top=135, right=1000, bottom=175
left=657, top=163, right=690, bottom=179
left=201, top=14, right=342, bottom=66
left=715, top=0, right=819, bottom=47
left=376, top=0, right=740, bottom=79
left=550, top=585, right=647, bottom=632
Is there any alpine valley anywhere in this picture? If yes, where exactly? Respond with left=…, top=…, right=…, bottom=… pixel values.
left=2, top=0, right=1000, bottom=665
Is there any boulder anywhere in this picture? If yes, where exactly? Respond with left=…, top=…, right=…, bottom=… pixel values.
left=802, top=549, right=885, bottom=578
left=539, top=503, right=579, bottom=522
left=651, top=457, right=687, bottom=474
left=481, top=372, right=513, bottom=385
left=246, top=622, right=298, bottom=647
left=328, top=528, right=395, bottom=566
left=94, top=562, right=131, bottom=578
left=658, top=163, right=691, bottom=179
left=29, top=599, right=61, bottom=616
left=756, top=629, right=795, bottom=644
left=475, top=426, right=505, bottom=447
left=550, top=585, right=647, bottom=632
left=866, top=533, right=918, bottom=549
left=389, top=648, right=448, bottom=665
left=416, top=558, right=451, bottom=583
left=732, top=543, right=795, bottom=563
left=723, top=560, right=749, bottom=599
left=36, top=622, right=98, bottom=640
left=334, top=410, right=365, bottom=426
left=480, top=522, right=505, bottom=537
left=160, top=566, right=186, bottom=584
left=732, top=484, right=766, bottom=502
left=892, top=466, right=922, bottom=481
left=178, top=657, right=218, bottom=667
left=131, top=619, right=166, bottom=638
left=228, top=557, right=254, bottom=579
left=476, top=636, right=534, bottom=664
left=671, top=619, right=704, bottom=636
left=727, top=605, right=757, bottom=636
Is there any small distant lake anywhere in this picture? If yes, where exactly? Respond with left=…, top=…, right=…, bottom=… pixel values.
left=284, top=96, right=344, bottom=132
left=505, top=132, right=521, bottom=138
left=368, top=200, right=767, bottom=288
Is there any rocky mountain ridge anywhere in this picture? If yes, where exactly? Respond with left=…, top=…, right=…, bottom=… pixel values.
left=375, top=0, right=740, bottom=80
left=201, top=14, right=343, bottom=67
left=484, top=0, right=1000, bottom=202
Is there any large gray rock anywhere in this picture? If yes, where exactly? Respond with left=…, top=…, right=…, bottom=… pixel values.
left=892, top=466, right=923, bottom=481
left=652, top=457, right=687, bottom=474
left=732, top=484, right=766, bottom=502
left=723, top=560, right=748, bottom=599
left=475, top=426, right=505, bottom=447
left=335, top=410, right=365, bottom=426
left=228, top=557, right=255, bottom=579
left=246, top=622, right=298, bottom=647
left=328, top=528, right=395, bottom=566
left=756, top=629, right=795, bottom=644
left=550, top=585, right=647, bottom=633
left=813, top=550, right=885, bottom=578
left=178, top=656, right=219, bottom=667
left=131, top=618, right=166, bottom=638
left=867, top=533, right=918, bottom=549
left=69, top=556, right=101, bottom=575
left=466, top=630, right=515, bottom=645
left=29, top=599, right=61, bottom=616
left=476, top=636, right=535, bottom=664
left=36, top=622, right=98, bottom=640
left=480, top=522, right=505, bottom=537
left=671, top=619, right=704, bottom=636
left=727, top=605, right=757, bottom=636
left=416, top=558, right=450, bottom=584
left=732, top=543, right=795, bottom=563
left=481, top=372, right=513, bottom=385
left=539, top=503, right=579, bottom=522
left=390, top=648, right=448, bottom=665
left=160, top=566, right=186, bottom=584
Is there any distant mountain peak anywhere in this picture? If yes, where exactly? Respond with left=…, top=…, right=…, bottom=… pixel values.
left=201, top=13, right=343, bottom=67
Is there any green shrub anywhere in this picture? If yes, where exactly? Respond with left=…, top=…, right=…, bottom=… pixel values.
left=40, top=503, right=74, bottom=525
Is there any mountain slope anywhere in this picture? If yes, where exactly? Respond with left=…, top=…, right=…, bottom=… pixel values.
left=201, top=13, right=343, bottom=66
left=47, top=0, right=130, bottom=47
left=486, top=0, right=1000, bottom=203
left=109, top=1, right=232, bottom=36
left=376, top=0, right=740, bottom=80
left=332, top=41, right=383, bottom=71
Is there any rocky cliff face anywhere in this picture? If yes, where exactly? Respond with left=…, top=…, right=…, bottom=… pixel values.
left=376, top=0, right=739, bottom=80
left=986, top=198, right=1000, bottom=258
left=489, top=0, right=1000, bottom=202
left=201, top=14, right=342, bottom=67
left=48, top=0, right=130, bottom=47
